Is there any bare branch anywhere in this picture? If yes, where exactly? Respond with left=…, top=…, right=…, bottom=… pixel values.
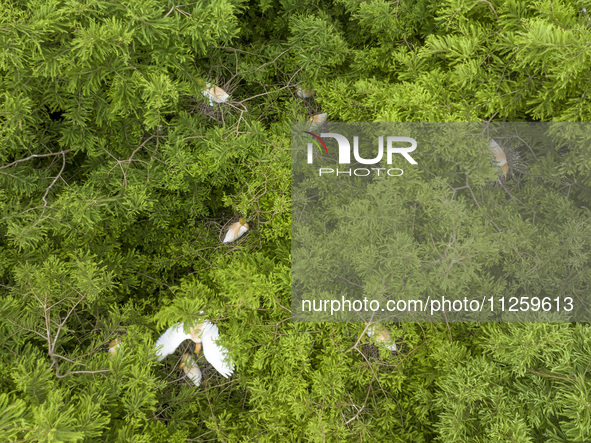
left=0, top=150, right=71, bottom=171
left=41, top=152, right=65, bottom=207
left=55, top=368, right=109, bottom=379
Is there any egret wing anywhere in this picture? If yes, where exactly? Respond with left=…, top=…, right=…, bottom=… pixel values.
left=201, top=322, right=234, bottom=378
left=155, top=323, right=192, bottom=361
left=223, top=222, right=240, bottom=243
left=223, top=222, right=247, bottom=243
left=235, top=225, right=248, bottom=241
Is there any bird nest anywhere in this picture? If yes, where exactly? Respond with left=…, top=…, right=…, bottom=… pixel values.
left=195, top=100, right=225, bottom=120
left=175, top=342, right=226, bottom=388
left=189, top=358, right=223, bottom=387
left=360, top=342, right=398, bottom=362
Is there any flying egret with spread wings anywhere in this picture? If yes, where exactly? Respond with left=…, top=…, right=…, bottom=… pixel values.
left=155, top=321, right=234, bottom=379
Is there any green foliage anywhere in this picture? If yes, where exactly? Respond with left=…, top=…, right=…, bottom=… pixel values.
left=1, top=0, right=591, bottom=441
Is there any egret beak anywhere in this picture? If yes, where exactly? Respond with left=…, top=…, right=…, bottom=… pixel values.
left=194, top=342, right=202, bottom=355
left=179, top=362, right=185, bottom=370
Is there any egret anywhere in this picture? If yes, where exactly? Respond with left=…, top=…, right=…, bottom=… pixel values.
left=489, top=138, right=509, bottom=179
left=223, top=218, right=249, bottom=243
left=155, top=321, right=234, bottom=379
left=203, top=83, right=230, bottom=106
left=179, top=353, right=203, bottom=386
left=309, top=113, right=327, bottom=132
left=108, top=338, right=121, bottom=358
left=296, top=86, right=315, bottom=99
left=366, top=324, right=397, bottom=352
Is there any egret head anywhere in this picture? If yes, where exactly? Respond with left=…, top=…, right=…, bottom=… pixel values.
left=108, top=338, right=121, bottom=357
left=189, top=323, right=205, bottom=342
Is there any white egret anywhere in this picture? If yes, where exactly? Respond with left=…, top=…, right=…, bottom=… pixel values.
left=309, top=113, right=327, bottom=132
left=108, top=338, right=121, bottom=358
left=296, top=86, right=315, bottom=99
left=179, top=353, right=203, bottom=386
left=203, top=83, right=230, bottom=106
left=366, top=324, right=397, bottom=352
left=489, top=138, right=509, bottom=179
left=155, top=321, right=234, bottom=379
left=223, top=218, right=249, bottom=243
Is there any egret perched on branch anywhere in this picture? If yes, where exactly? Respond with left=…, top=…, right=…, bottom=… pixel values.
left=223, top=218, right=249, bottom=243
left=203, top=83, right=230, bottom=106
left=489, top=138, right=509, bottom=179
left=309, top=113, right=327, bottom=132
left=296, top=86, right=315, bottom=99
left=179, top=353, right=203, bottom=386
left=366, top=324, right=397, bottom=351
left=155, top=321, right=234, bottom=379
left=108, top=338, right=121, bottom=358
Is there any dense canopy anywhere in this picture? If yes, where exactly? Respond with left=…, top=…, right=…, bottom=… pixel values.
left=1, top=0, right=591, bottom=441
